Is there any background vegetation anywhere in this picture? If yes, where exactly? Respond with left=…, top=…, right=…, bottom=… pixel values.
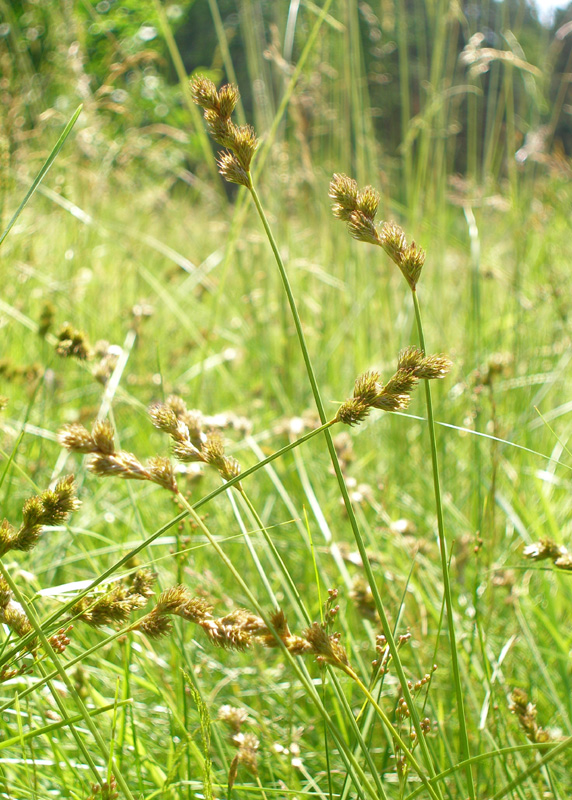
left=1, top=0, right=572, bottom=798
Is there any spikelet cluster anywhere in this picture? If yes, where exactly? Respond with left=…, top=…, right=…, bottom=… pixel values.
left=509, top=688, right=551, bottom=743
left=218, top=704, right=259, bottom=789
left=523, top=538, right=572, bottom=570
left=329, top=173, right=426, bottom=289
left=0, top=476, right=80, bottom=556
left=56, top=322, right=92, bottom=360
left=190, top=76, right=258, bottom=188
left=58, top=420, right=178, bottom=494
left=150, top=396, right=241, bottom=487
left=54, top=325, right=121, bottom=386
left=335, top=347, right=452, bottom=426
left=131, top=585, right=350, bottom=672
left=71, top=570, right=156, bottom=629
left=0, top=577, right=72, bottom=659
left=87, top=777, right=118, bottom=800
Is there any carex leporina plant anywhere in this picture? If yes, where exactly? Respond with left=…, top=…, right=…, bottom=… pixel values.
left=0, top=76, right=476, bottom=800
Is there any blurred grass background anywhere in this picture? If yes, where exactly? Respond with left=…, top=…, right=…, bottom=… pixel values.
left=2, top=0, right=572, bottom=798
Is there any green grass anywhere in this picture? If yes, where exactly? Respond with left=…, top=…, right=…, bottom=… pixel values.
left=2, top=1, right=572, bottom=798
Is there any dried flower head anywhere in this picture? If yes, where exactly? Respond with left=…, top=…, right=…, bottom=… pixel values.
left=329, top=173, right=359, bottom=221
left=218, top=705, right=249, bottom=732
left=55, top=323, right=92, bottom=360
left=303, top=622, right=350, bottom=669
left=73, top=575, right=152, bottom=630
left=510, top=688, right=551, bottom=743
left=151, top=403, right=241, bottom=487
left=59, top=420, right=178, bottom=494
left=378, top=222, right=425, bottom=289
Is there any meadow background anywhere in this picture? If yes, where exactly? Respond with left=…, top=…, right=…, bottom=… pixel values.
left=1, top=0, right=572, bottom=798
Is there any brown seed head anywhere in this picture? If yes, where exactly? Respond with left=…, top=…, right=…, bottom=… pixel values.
left=217, top=83, right=240, bottom=117
left=89, top=421, right=115, bottom=454
left=347, top=210, right=381, bottom=246
left=400, top=242, right=426, bottom=289
left=232, top=124, right=258, bottom=172
left=379, top=221, right=407, bottom=264
left=303, top=622, right=350, bottom=669
left=149, top=403, right=180, bottom=436
left=203, top=110, right=238, bottom=150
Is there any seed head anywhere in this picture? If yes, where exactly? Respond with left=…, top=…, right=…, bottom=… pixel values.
left=523, top=538, right=565, bottom=562
left=189, top=76, right=221, bottom=112
left=58, top=423, right=98, bottom=453
left=88, top=452, right=150, bottom=482
left=191, top=76, right=258, bottom=185
left=347, top=210, right=381, bottom=245
left=217, top=151, right=251, bottom=188
left=302, top=622, right=350, bottom=669
left=147, top=456, right=178, bottom=493
left=329, top=173, right=359, bottom=221
left=56, top=323, right=92, bottom=360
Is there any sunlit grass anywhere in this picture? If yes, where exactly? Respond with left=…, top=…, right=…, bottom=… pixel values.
left=1, top=1, right=572, bottom=798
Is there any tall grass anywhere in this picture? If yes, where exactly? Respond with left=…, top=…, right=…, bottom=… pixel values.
left=1, top=1, right=572, bottom=799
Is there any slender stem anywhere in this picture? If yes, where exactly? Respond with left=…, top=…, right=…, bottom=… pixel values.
left=238, top=490, right=389, bottom=800
left=404, top=739, right=571, bottom=800
left=248, top=181, right=440, bottom=787
left=174, top=493, right=380, bottom=800
left=411, top=288, right=476, bottom=800
left=240, top=491, right=311, bottom=624
left=0, top=563, right=135, bottom=800
left=341, top=665, right=441, bottom=800
left=0, top=624, right=132, bottom=715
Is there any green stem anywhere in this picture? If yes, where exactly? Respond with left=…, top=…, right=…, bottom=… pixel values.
left=411, top=288, right=475, bottom=800
left=248, top=181, right=440, bottom=788
left=174, top=493, right=379, bottom=800
left=0, top=563, right=135, bottom=800
left=0, top=701, right=132, bottom=751
left=238, top=490, right=389, bottom=800
left=342, top=665, right=441, bottom=800
left=404, top=739, right=571, bottom=800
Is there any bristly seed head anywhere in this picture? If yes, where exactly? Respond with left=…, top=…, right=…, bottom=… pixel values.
left=0, top=476, right=80, bottom=556
left=330, top=174, right=427, bottom=287
left=335, top=348, right=452, bottom=426
left=190, top=76, right=257, bottom=186
left=329, top=173, right=359, bottom=221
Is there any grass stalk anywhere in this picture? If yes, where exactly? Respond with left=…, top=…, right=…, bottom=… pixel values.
left=247, top=180, right=441, bottom=789
left=340, top=664, right=441, bottom=800
left=173, top=494, right=381, bottom=800
left=411, top=288, right=476, bottom=800
left=0, top=105, right=82, bottom=248
left=0, top=562, right=136, bottom=800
